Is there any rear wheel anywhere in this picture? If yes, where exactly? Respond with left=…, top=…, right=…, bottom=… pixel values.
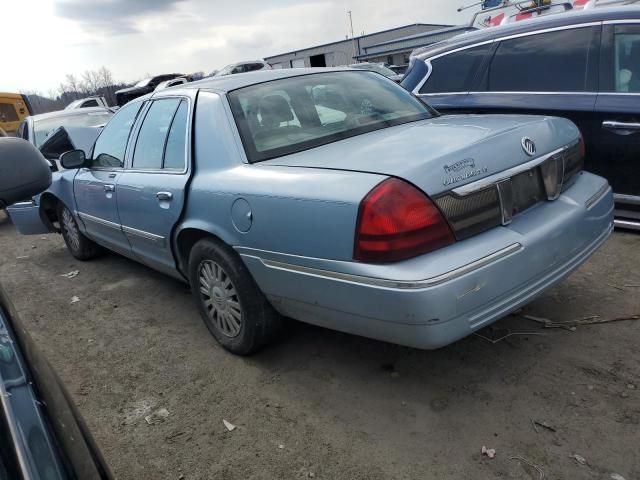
left=188, top=238, right=281, bottom=355
left=57, top=204, right=101, bottom=260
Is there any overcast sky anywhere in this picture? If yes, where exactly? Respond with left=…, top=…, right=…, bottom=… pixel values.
left=2, top=0, right=467, bottom=94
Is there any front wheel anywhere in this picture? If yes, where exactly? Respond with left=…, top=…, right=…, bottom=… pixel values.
left=57, top=204, right=101, bottom=260
left=188, top=238, right=281, bottom=355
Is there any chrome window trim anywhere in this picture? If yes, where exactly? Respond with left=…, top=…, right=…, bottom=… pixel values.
left=413, top=21, right=601, bottom=96
left=598, top=92, right=640, bottom=96
left=468, top=91, right=596, bottom=95
left=494, top=21, right=601, bottom=42
left=77, top=212, right=121, bottom=231
left=452, top=146, right=566, bottom=196
left=603, top=19, right=640, bottom=25
left=245, top=243, right=522, bottom=290
left=122, top=225, right=164, bottom=243
left=418, top=92, right=469, bottom=96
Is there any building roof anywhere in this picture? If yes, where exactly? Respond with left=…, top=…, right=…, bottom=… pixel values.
left=264, top=23, right=452, bottom=60
left=363, top=25, right=474, bottom=49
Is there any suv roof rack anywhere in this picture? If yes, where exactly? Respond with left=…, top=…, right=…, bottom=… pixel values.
left=462, top=0, right=640, bottom=28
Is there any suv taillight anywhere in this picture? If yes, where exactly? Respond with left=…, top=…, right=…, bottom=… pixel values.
left=354, top=178, right=455, bottom=263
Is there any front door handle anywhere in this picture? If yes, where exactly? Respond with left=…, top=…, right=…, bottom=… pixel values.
left=104, top=184, right=115, bottom=193
left=156, top=192, right=173, bottom=201
left=602, top=120, right=640, bottom=135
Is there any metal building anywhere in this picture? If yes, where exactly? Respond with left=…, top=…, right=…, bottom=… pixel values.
left=354, top=25, right=475, bottom=65
left=264, top=23, right=452, bottom=69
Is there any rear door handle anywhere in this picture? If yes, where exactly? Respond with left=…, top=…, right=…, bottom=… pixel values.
left=104, top=184, right=115, bottom=193
left=156, top=192, right=173, bottom=201
left=602, top=120, right=640, bottom=134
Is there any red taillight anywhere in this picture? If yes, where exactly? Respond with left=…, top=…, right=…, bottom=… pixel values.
left=354, top=178, right=455, bottom=263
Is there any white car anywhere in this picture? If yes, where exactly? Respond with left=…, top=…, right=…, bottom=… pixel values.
left=64, top=96, right=109, bottom=110
left=154, top=77, right=190, bottom=91
left=213, top=61, right=271, bottom=77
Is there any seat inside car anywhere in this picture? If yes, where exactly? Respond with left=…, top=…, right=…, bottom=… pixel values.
left=627, top=41, right=640, bottom=92
left=254, top=94, right=300, bottom=144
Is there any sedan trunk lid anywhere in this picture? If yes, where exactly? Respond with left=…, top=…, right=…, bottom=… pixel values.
left=260, top=114, right=579, bottom=197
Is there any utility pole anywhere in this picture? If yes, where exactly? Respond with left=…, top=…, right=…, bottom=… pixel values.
left=347, top=10, right=358, bottom=62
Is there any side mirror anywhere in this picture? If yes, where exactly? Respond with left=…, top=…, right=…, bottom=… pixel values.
left=0, top=138, right=52, bottom=207
left=60, top=149, right=87, bottom=169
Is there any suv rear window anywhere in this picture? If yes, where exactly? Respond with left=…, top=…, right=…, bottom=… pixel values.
left=228, top=71, right=434, bottom=162
left=420, top=44, right=491, bottom=94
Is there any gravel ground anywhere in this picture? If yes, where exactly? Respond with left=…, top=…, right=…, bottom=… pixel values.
left=1, top=210, right=639, bottom=480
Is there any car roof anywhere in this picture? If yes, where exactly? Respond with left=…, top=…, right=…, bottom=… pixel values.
left=414, top=5, right=640, bottom=59
left=182, top=67, right=353, bottom=93
left=28, top=107, right=113, bottom=122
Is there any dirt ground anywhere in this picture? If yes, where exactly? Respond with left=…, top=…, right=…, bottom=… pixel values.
left=0, top=210, right=638, bottom=480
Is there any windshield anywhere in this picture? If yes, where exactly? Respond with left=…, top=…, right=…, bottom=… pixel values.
left=350, top=63, right=397, bottom=78
left=34, top=111, right=113, bottom=147
left=228, top=71, right=433, bottom=162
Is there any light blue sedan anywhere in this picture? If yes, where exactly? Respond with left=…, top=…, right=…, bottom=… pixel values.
left=8, top=68, right=614, bottom=354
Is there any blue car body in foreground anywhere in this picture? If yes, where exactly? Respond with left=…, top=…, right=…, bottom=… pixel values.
left=8, top=68, right=614, bottom=353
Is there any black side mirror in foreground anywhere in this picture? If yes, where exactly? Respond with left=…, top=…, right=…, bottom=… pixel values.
left=0, top=138, right=52, bottom=208
left=60, top=149, right=87, bottom=169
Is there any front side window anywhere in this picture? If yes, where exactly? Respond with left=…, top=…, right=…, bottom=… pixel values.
left=612, top=25, right=640, bottom=93
left=487, top=27, right=595, bottom=92
left=229, top=71, right=434, bottom=162
left=91, top=102, right=142, bottom=168
left=420, top=43, right=491, bottom=94
left=82, top=99, right=100, bottom=107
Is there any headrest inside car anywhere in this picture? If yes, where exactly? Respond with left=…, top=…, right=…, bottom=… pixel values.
left=259, top=95, right=294, bottom=127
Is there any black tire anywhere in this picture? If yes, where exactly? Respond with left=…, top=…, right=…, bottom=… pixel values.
left=57, top=203, right=101, bottom=260
left=188, top=238, right=281, bottom=355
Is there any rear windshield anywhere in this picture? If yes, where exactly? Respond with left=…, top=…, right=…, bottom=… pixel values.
left=34, top=111, right=112, bottom=147
left=228, top=71, right=433, bottom=162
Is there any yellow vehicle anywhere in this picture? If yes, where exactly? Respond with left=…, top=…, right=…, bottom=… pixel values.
left=0, top=93, right=32, bottom=135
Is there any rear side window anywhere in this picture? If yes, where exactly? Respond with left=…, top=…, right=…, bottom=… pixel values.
left=487, top=27, right=596, bottom=92
left=92, top=102, right=142, bottom=168
left=420, top=44, right=491, bottom=94
left=164, top=100, right=189, bottom=169
left=133, top=99, right=180, bottom=169
left=612, top=24, right=640, bottom=93
left=132, top=98, right=188, bottom=170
